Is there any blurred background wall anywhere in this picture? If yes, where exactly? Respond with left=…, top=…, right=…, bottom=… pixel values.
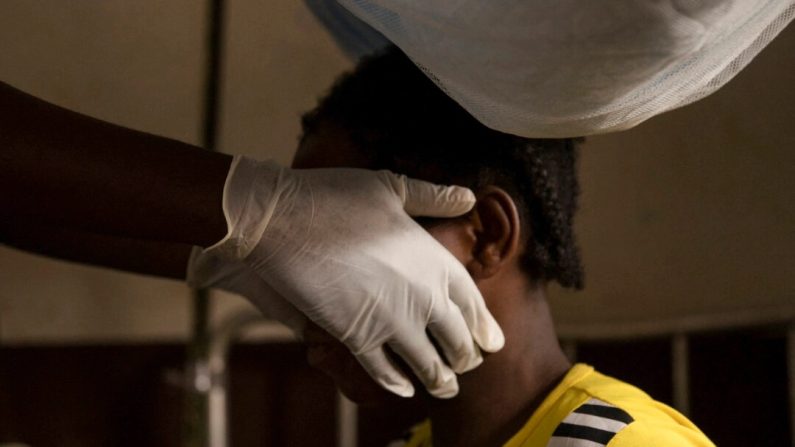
left=0, top=1, right=792, bottom=446
left=554, top=27, right=795, bottom=325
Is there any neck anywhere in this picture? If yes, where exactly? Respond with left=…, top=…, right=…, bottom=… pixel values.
left=426, top=284, right=571, bottom=447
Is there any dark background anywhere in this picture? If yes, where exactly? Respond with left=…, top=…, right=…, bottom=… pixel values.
left=1, top=326, right=789, bottom=446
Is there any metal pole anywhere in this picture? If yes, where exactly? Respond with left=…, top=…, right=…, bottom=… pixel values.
left=185, top=288, right=212, bottom=447
left=336, top=392, right=358, bottom=447
left=207, top=312, right=265, bottom=447
left=184, top=0, right=226, bottom=446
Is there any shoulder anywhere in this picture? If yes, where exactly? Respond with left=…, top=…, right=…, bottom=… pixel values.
left=607, top=419, right=716, bottom=447
left=542, top=367, right=715, bottom=447
left=546, top=397, right=714, bottom=447
left=546, top=397, right=634, bottom=446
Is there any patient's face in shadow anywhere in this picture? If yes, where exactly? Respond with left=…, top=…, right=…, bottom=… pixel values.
left=293, top=121, right=473, bottom=406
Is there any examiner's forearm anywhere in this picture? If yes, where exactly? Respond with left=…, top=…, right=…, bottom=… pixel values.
left=0, top=218, right=192, bottom=280
left=0, top=81, right=231, bottom=247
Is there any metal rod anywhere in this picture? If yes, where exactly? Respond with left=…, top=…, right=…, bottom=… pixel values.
left=207, top=311, right=264, bottom=447
left=336, top=391, right=358, bottom=447
left=201, top=0, right=226, bottom=152
left=671, top=333, right=690, bottom=416
left=184, top=289, right=212, bottom=446
left=185, top=0, right=226, bottom=446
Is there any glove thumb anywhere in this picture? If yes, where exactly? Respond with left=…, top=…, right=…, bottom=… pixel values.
left=401, top=177, right=476, bottom=218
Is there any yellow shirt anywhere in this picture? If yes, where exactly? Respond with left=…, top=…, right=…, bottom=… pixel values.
left=400, top=364, right=714, bottom=447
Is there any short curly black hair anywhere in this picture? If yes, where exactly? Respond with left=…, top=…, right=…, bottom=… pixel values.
left=301, top=47, right=584, bottom=289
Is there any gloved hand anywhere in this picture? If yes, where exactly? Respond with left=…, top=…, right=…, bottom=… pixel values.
left=186, top=246, right=307, bottom=335
left=200, top=155, right=504, bottom=398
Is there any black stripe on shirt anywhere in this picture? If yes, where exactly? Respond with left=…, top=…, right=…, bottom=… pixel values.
left=574, top=404, right=635, bottom=425
left=552, top=422, right=618, bottom=445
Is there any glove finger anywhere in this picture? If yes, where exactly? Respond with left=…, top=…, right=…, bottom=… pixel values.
left=354, top=348, right=415, bottom=398
left=400, top=176, right=476, bottom=218
left=448, top=264, right=505, bottom=353
left=388, top=334, right=459, bottom=399
left=426, top=301, right=483, bottom=374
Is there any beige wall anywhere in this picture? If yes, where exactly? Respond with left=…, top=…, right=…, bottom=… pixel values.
left=0, top=1, right=792, bottom=342
left=549, top=25, right=795, bottom=325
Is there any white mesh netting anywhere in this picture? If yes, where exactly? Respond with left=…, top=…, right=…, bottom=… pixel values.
left=334, top=0, right=795, bottom=137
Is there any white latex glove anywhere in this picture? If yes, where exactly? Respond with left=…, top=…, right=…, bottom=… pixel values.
left=202, top=155, right=505, bottom=398
left=186, top=246, right=307, bottom=335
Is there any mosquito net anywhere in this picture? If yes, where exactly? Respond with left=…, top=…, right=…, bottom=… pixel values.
left=313, top=0, right=794, bottom=137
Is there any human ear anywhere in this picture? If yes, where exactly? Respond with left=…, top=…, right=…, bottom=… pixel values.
left=467, top=186, right=521, bottom=280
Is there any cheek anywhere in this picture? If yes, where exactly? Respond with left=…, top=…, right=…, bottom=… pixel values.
left=426, top=226, right=470, bottom=264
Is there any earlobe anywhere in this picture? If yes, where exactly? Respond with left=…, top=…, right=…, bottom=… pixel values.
left=467, top=186, right=521, bottom=280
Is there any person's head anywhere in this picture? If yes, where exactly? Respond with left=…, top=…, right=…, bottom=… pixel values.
left=295, top=46, right=583, bottom=404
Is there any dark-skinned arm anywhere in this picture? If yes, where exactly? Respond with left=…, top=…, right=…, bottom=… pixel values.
left=0, top=81, right=230, bottom=247
left=0, top=217, right=192, bottom=280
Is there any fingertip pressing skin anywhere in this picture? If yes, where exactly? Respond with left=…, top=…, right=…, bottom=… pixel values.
left=479, top=323, right=506, bottom=353
left=384, top=381, right=416, bottom=398
left=426, top=300, right=484, bottom=374
left=444, top=337, right=483, bottom=375
left=387, top=335, right=463, bottom=398
left=420, top=361, right=460, bottom=399
left=455, top=350, right=484, bottom=373
left=447, top=266, right=506, bottom=354
left=402, top=176, right=476, bottom=217
left=356, top=349, right=416, bottom=398
left=472, top=306, right=506, bottom=353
